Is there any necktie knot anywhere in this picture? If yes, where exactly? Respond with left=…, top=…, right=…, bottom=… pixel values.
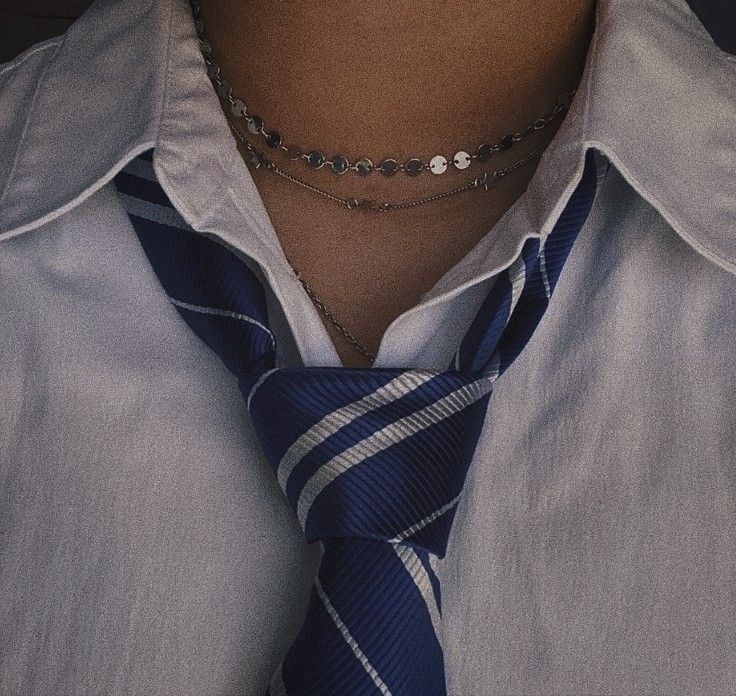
left=248, top=366, right=493, bottom=556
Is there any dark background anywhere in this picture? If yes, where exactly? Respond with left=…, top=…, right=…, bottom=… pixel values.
left=0, top=1, right=733, bottom=67
left=0, top=1, right=92, bottom=63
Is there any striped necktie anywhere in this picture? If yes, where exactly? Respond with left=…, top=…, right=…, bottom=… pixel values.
left=114, top=149, right=597, bottom=695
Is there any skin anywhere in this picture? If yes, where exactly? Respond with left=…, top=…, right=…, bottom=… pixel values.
left=200, top=1, right=596, bottom=367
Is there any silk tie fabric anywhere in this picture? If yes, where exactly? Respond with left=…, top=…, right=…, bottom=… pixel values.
left=114, top=148, right=598, bottom=695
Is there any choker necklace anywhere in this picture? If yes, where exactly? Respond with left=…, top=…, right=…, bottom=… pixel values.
left=228, top=119, right=549, bottom=213
left=189, top=0, right=574, bottom=183
left=187, top=0, right=577, bottom=360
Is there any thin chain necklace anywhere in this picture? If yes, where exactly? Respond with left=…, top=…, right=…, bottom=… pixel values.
left=290, top=265, right=377, bottom=361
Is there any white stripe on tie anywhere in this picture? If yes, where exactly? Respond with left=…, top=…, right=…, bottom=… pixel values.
left=508, top=254, right=527, bottom=313
left=473, top=254, right=526, bottom=376
left=539, top=246, right=552, bottom=299
left=247, top=368, right=280, bottom=411
left=388, top=492, right=463, bottom=544
left=277, top=370, right=438, bottom=491
left=478, top=254, right=526, bottom=380
left=486, top=349, right=501, bottom=382
left=315, top=578, right=393, bottom=696
left=117, top=192, right=190, bottom=230
left=169, top=298, right=275, bottom=346
left=394, top=545, right=443, bottom=642
left=122, top=156, right=157, bottom=181
left=296, top=377, right=494, bottom=528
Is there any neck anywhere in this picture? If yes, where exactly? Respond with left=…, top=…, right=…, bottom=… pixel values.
left=199, top=0, right=595, bottom=172
left=197, top=0, right=596, bottom=369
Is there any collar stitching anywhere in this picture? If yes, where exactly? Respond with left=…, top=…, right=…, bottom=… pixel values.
left=155, top=0, right=178, bottom=164
left=0, top=37, right=65, bottom=212
left=0, top=35, right=62, bottom=77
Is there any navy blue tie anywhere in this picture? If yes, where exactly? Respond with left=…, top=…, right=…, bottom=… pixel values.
left=114, top=149, right=597, bottom=695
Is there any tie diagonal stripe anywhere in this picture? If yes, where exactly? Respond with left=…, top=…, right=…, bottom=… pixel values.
left=277, top=370, right=437, bottom=490
left=394, top=545, right=443, bottom=641
left=296, top=377, right=494, bottom=528
left=118, top=191, right=188, bottom=230
left=508, top=254, right=527, bottom=313
left=169, top=298, right=275, bottom=348
left=539, top=247, right=552, bottom=299
left=315, top=578, right=393, bottom=695
left=388, top=492, right=464, bottom=544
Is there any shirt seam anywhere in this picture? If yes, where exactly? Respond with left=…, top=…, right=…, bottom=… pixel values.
left=0, top=36, right=65, bottom=211
left=154, top=0, right=177, bottom=161
left=0, top=35, right=63, bottom=77
left=586, top=138, right=736, bottom=278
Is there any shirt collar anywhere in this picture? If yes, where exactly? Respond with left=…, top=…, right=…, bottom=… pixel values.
left=1, top=0, right=734, bottom=283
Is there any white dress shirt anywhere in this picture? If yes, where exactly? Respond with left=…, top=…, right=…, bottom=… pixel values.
left=0, top=0, right=734, bottom=694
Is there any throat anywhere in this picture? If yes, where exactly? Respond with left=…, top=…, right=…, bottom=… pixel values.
left=199, top=0, right=596, bottom=158
left=197, top=0, right=596, bottom=368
